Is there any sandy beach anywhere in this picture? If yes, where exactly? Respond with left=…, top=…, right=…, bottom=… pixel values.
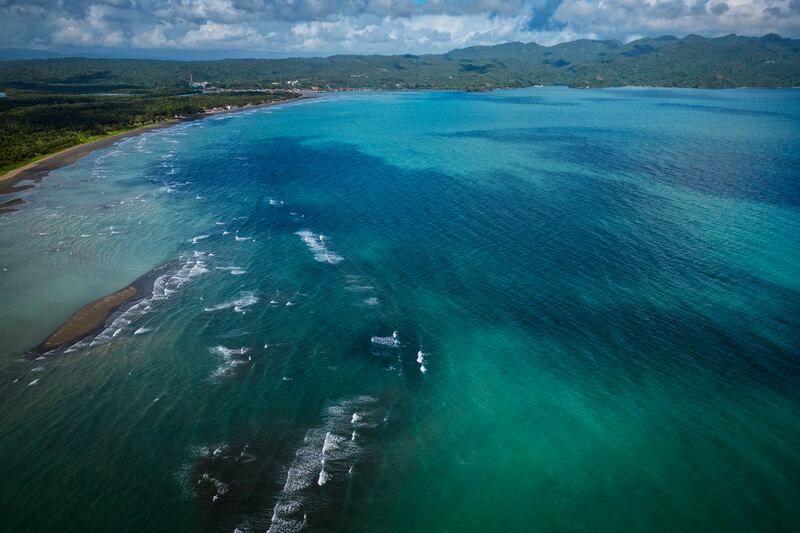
left=0, top=121, right=182, bottom=187
left=0, top=120, right=182, bottom=195
left=0, top=96, right=306, bottom=198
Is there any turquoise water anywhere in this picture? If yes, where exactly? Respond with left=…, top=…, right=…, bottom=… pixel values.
left=0, top=87, right=798, bottom=532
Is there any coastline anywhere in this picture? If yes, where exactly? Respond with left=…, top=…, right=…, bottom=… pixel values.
left=0, top=120, right=182, bottom=195
left=0, top=95, right=305, bottom=197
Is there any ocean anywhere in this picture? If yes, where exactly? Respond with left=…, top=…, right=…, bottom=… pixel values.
left=0, top=87, right=798, bottom=532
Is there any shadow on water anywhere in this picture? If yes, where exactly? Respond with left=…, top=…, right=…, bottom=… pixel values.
left=397, top=91, right=578, bottom=106
left=433, top=126, right=800, bottom=207
left=658, top=102, right=791, bottom=117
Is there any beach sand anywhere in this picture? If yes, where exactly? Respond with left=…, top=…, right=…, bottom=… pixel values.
left=0, top=95, right=308, bottom=201
left=0, top=120, right=182, bottom=196
left=14, top=96, right=307, bottom=354
left=31, top=259, right=179, bottom=355
left=38, top=286, right=139, bottom=352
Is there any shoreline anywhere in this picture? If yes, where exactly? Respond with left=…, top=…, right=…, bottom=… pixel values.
left=0, top=95, right=305, bottom=197
left=0, top=120, right=181, bottom=195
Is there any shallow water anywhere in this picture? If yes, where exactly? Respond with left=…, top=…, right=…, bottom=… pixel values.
left=0, top=88, right=798, bottom=532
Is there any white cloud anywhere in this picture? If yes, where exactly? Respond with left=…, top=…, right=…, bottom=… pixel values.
left=181, top=21, right=265, bottom=46
left=52, top=20, right=97, bottom=45
left=1, top=0, right=799, bottom=54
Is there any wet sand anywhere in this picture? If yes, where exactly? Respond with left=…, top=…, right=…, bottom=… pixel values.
left=20, top=95, right=309, bottom=354
left=38, top=286, right=139, bottom=352
left=31, top=260, right=178, bottom=355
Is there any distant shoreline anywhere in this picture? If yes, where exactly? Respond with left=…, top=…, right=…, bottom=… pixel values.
left=0, top=96, right=305, bottom=198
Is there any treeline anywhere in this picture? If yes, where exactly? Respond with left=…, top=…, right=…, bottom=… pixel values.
left=0, top=92, right=298, bottom=172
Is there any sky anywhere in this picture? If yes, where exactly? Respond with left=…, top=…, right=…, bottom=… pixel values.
left=1, top=0, right=799, bottom=57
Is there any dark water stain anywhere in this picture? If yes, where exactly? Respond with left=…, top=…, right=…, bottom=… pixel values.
left=186, top=389, right=417, bottom=532
left=600, top=88, right=723, bottom=100
left=433, top=126, right=800, bottom=207
left=399, top=91, right=577, bottom=106
left=146, top=134, right=800, bottom=532
left=179, top=135, right=800, bottom=390
left=0, top=197, right=24, bottom=213
left=658, top=102, right=790, bottom=117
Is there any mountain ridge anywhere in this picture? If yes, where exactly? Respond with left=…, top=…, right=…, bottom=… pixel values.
left=1, top=33, right=799, bottom=91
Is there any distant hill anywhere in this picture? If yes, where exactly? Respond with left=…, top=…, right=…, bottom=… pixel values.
left=0, top=49, right=63, bottom=61
left=0, top=46, right=322, bottom=61
left=1, top=34, right=799, bottom=92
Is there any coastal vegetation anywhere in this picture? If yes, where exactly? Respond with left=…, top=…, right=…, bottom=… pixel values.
left=0, top=91, right=298, bottom=173
left=1, top=33, right=798, bottom=172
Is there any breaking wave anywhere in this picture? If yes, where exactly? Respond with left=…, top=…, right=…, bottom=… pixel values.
left=67, top=252, right=210, bottom=352
left=267, top=395, right=379, bottom=532
left=295, top=230, right=344, bottom=264
left=203, top=291, right=259, bottom=313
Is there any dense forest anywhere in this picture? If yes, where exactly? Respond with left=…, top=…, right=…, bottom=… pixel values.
left=1, top=33, right=799, bottom=172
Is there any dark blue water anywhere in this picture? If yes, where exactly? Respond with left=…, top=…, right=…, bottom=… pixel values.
left=0, top=88, right=798, bottom=532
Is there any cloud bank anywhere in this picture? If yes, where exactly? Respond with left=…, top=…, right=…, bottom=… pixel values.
left=1, top=0, right=799, bottom=55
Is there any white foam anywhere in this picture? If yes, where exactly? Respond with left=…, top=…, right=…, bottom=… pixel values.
left=134, top=327, right=151, bottom=335
left=204, top=292, right=259, bottom=313
left=210, top=346, right=251, bottom=379
left=212, top=346, right=250, bottom=358
left=215, top=266, right=247, bottom=276
left=189, top=234, right=209, bottom=244
left=322, top=432, right=346, bottom=456
left=295, top=230, right=344, bottom=264
left=371, top=331, right=400, bottom=347
left=28, top=379, right=39, bottom=386
left=317, top=467, right=328, bottom=486
left=267, top=396, right=379, bottom=531
left=71, top=253, right=209, bottom=351
left=235, top=235, right=252, bottom=242
left=363, top=297, right=379, bottom=306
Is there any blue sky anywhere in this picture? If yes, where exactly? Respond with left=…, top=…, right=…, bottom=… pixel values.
left=1, top=0, right=798, bottom=56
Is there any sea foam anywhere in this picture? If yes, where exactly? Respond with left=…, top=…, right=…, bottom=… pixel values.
left=295, top=230, right=344, bottom=264
left=204, top=292, right=259, bottom=313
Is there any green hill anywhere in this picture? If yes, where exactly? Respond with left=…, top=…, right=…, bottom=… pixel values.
left=1, top=34, right=799, bottom=93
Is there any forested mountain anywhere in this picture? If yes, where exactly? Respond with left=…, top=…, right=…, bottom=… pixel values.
left=1, top=33, right=799, bottom=93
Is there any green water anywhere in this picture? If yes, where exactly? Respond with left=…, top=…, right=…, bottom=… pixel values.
left=0, top=88, right=798, bottom=532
